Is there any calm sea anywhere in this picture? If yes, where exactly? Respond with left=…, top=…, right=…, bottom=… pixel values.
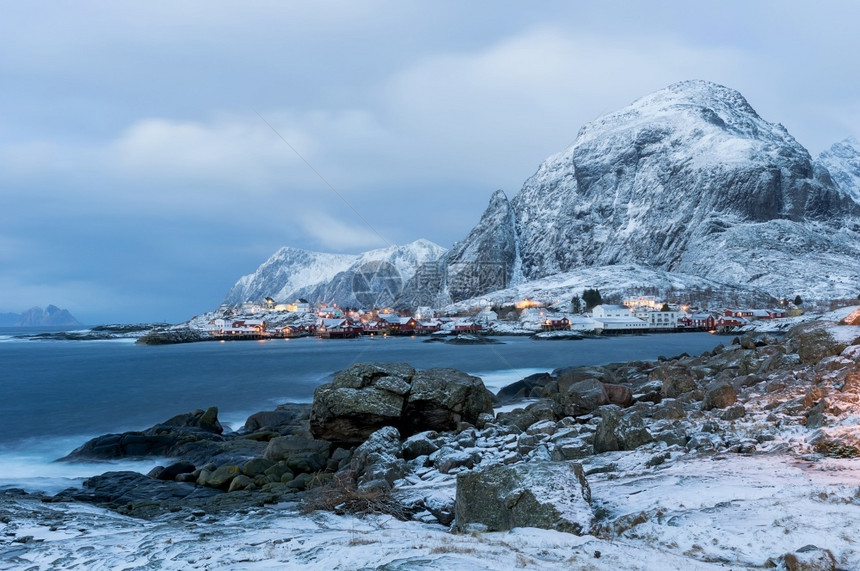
left=0, top=328, right=724, bottom=491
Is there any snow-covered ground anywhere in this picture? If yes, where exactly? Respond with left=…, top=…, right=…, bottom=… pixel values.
left=3, top=452, right=859, bottom=570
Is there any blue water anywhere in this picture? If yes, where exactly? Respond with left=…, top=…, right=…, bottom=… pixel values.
left=0, top=329, right=724, bottom=490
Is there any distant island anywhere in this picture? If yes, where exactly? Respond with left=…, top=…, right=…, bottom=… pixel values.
left=0, top=305, right=82, bottom=327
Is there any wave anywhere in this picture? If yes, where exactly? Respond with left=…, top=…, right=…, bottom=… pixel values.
left=468, top=367, right=549, bottom=393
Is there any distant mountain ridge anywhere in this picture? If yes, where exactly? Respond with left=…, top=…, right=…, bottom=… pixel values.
left=0, top=305, right=82, bottom=327
left=222, top=80, right=860, bottom=309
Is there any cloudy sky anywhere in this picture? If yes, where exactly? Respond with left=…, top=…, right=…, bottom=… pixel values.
left=2, top=1, right=858, bottom=323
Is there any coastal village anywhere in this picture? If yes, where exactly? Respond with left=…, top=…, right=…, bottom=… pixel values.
left=197, top=294, right=799, bottom=341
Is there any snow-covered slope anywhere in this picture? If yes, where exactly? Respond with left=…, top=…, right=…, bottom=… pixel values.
left=505, top=80, right=860, bottom=299
left=223, top=248, right=357, bottom=305
left=443, top=264, right=776, bottom=314
left=818, top=136, right=860, bottom=205
left=224, top=81, right=860, bottom=311
left=227, top=239, right=447, bottom=308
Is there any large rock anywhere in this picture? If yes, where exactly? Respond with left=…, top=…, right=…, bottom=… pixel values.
left=702, top=381, right=738, bottom=410
left=264, top=435, right=331, bottom=474
left=789, top=322, right=860, bottom=364
left=454, top=461, right=592, bottom=534
left=60, top=408, right=226, bottom=461
left=243, top=403, right=311, bottom=435
left=651, top=365, right=697, bottom=398
left=782, top=545, right=837, bottom=571
left=310, top=363, right=416, bottom=444
left=556, top=378, right=609, bottom=417
left=593, top=406, right=654, bottom=453
left=310, top=363, right=495, bottom=444
left=348, top=426, right=406, bottom=489
left=403, top=368, right=495, bottom=433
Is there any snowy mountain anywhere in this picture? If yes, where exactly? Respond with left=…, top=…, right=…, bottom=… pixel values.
left=511, top=80, right=858, bottom=287
left=818, top=137, right=860, bottom=205
left=396, top=190, right=521, bottom=306
left=438, top=80, right=859, bottom=303
left=223, top=81, right=860, bottom=311
left=223, top=248, right=357, bottom=305
left=442, top=264, right=778, bottom=314
left=224, top=239, right=446, bottom=308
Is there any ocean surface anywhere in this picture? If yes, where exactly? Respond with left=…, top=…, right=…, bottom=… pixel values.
left=0, top=328, right=725, bottom=491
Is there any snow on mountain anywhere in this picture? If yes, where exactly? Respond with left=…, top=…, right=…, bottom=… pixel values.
left=294, top=238, right=447, bottom=308
left=396, top=190, right=521, bottom=307
left=223, top=248, right=357, bottom=305
left=443, top=264, right=776, bottom=314
left=818, top=136, right=860, bottom=205
left=504, top=80, right=860, bottom=300
left=223, top=81, right=860, bottom=312
left=225, top=239, right=447, bottom=308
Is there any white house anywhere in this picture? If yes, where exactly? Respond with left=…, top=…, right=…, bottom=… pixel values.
left=592, top=304, right=632, bottom=318
left=592, top=316, right=649, bottom=333
left=634, top=309, right=684, bottom=329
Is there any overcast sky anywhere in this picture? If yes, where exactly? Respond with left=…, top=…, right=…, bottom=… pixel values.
left=2, top=1, right=858, bottom=323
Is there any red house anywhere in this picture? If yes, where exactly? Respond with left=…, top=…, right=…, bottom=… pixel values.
left=542, top=317, right=571, bottom=331
left=453, top=321, right=483, bottom=333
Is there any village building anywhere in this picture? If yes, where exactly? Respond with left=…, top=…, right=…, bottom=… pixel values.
left=592, top=304, right=633, bottom=319
left=541, top=316, right=570, bottom=331
left=316, top=318, right=361, bottom=339
left=569, top=316, right=601, bottom=331
left=679, top=313, right=717, bottom=330
left=633, top=308, right=685, bottom=329
left=623, top=296, right=660, bottom=310
left=591, top=315, right=649, bottom=334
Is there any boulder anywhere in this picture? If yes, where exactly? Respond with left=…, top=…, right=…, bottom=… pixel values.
left=454, top=461, right=592, bottom=534
left=309, top=363, right=414, bottom=444
left=789, top=322, right=858, bottom=364
left=199, top=464, right=240, bottom=490
left=593, top=406, right=653, bottom=453
left=242, top=403, right=311, bottom=435
left=348, top=426, right=406, bottom=489
left=556, top=378, right=609, bottom=417
left=651, top=365, right=697, bottom=398
left=402, top=431, right=440, bottom=460
left=496, top=372, right=553, bottom=403
left=403, top=368, right=495, bottom=434
left=60, top=408, right=228, bottom=462
left=159, top=407, right=223, bottom=434
left=263, top=436, right=331, bottom=474
left=782, top=545, right=837, bottom=571
left=151, top=461, right=196, bottom=481
left=603, top=383, right=634, bottom=408
left=702, top=381, right=738, bottom=410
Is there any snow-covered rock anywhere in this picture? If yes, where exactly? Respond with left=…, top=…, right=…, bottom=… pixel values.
left=223, top=247, right=356, bottom=305
left=508, top=80, right=860, bottom=300
left=223, top=239, right=446, bottom=307
left=818, top=136, right=860, bottom=205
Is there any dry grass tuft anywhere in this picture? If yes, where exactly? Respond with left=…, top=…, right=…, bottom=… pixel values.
left=300, top=473, right=412, bottom=521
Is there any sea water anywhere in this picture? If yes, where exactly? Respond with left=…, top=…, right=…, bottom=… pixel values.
left=0, top=329, right=725, bottom=491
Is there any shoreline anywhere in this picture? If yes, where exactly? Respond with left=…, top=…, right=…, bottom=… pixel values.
left=2, top=310, right=859, bottom=568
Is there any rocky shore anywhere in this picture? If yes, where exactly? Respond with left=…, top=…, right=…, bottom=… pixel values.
left=3, top=307, right=860, bottom=569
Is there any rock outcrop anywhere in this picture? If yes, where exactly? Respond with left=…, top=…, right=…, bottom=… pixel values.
left=454, top=461, right=592, bottom=534
left=310, top=362, right=494, bottom=444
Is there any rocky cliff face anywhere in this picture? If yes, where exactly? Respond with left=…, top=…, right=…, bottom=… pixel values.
left=396, top=190, right=521, bottom=306
left=225, top=81, right=860, bottom=310
left=818, top=137, right=860, bottom=205
left=293, top=239, right=447, bottom=308
left=225, top=239, right=447, bottom=308
left=510, top=80, right=859, bottom=289
left=223, top=248, right=356, bottom=305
